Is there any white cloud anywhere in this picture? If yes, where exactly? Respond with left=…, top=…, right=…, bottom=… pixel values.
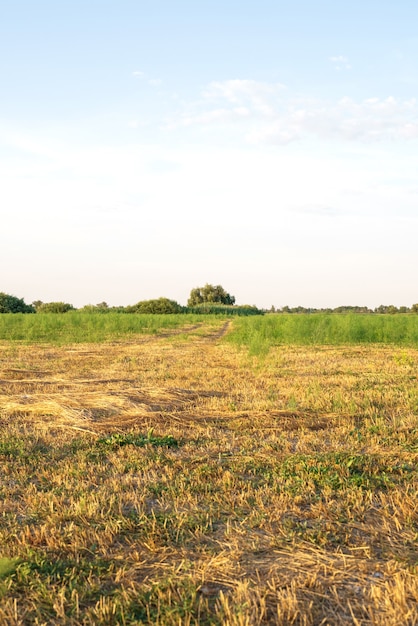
left=329, top=55, right=351, bottom=70
left=203, top=79, right=284, bottom=116
left=165, top=80, right=418, bottom=144
left=203, top=78, right=285, bottom=100
left=132, top=72, right=162, bottom=88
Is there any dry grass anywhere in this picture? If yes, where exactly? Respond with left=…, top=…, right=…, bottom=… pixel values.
left=0, top=320, right=418, bottom=624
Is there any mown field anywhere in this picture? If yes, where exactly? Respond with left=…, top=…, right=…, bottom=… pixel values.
left=1, top=314, right=418, bottom=625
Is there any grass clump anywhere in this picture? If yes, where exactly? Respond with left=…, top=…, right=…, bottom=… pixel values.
left=0, top=558, right=20, bottom=580
left=97, top=429, right=178, bottom=449
left=276, top=452, right=416, bottom=493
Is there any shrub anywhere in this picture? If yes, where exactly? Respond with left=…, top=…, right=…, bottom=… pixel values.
left=125, top=298, right=184, bottom=314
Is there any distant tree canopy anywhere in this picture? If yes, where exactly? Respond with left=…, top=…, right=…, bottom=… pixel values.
left=3, top=288, right=418, bottom=315
left=79, top=302, right=110, bottom=313
left=272, top=305, right=418, bottom=315
left=0, top=293, right=35, bottom=313
left=187, top=284, right=236, bottom=307
left=125, top=298, right=184, bottom=314
left=36, top=302, right=75, bottom=313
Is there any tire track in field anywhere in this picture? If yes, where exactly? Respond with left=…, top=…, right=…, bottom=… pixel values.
left=116, top=323, right=204, bottom=345
left=133, top=320, right=232, bottom=344
left=199, top=320, right=232, bottom=342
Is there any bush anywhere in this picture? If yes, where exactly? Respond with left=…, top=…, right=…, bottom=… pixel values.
left=125, top=298, right=184, bottom=314
left=0, top=293, right=35, bottom=313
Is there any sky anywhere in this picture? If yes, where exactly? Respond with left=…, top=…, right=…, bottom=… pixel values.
left=1, top=0, right=417, bottom=309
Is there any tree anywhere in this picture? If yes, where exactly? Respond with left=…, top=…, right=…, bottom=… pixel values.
left=79, top=302, right=110, bottom=313
left=187, top=284, right=235, bottom=307
left=37, top=302, right=75, bottom=313
left=0, top=292, right=35, bottom=313
left=375, top=305, right=399, bottom=314
left=412, top=304, right=418, bottom=314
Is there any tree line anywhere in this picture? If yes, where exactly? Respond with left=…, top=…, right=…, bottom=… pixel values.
left=1, top=287, right=417, bottom=315
left=270, top=304, right=418, bottom=314
left=0, top=285, right=260, bottom=316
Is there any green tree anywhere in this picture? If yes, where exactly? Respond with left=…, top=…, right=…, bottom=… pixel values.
left=187, top=284, right=235, bottom=307
left=37, top=302, right=75, bottom=313
left=0, top=293, right=35, bottom=313
left=375, top=305, right=399, bottom=314
left=79, top=302, right=110, bottom=313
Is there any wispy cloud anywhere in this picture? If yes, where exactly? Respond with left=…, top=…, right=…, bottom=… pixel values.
left=164, top=79, right=418, bottom=144
left=203, top=79, right=285, bottom=116
left=329, top=55, right=351, bottom=71
left=132, top=71, right=162, bottom=88
left=163, top=79, right=285, bottom=131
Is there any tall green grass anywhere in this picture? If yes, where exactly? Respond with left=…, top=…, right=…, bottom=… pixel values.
left=0, top=313, right=220, bottom=344
left=226, top=314, right=418, bottom=355
left=184, top=304, right=263, bottom=315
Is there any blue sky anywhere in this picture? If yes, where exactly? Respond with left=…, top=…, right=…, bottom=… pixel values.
left=1, top=1, right=417, bottom=308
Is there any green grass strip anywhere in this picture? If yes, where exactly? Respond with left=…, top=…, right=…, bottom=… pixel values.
left=226, top=314, right=418, bottom=354
left=0, top=313, right=220, bottom=344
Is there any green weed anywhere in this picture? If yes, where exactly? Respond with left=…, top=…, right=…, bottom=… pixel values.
left=0, top=558, right=20, bottom=580
left=97, top=429, right=179, bottom=449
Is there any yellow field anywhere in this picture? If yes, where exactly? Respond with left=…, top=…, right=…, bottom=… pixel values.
left=0, top=320, right=417, bottom=624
